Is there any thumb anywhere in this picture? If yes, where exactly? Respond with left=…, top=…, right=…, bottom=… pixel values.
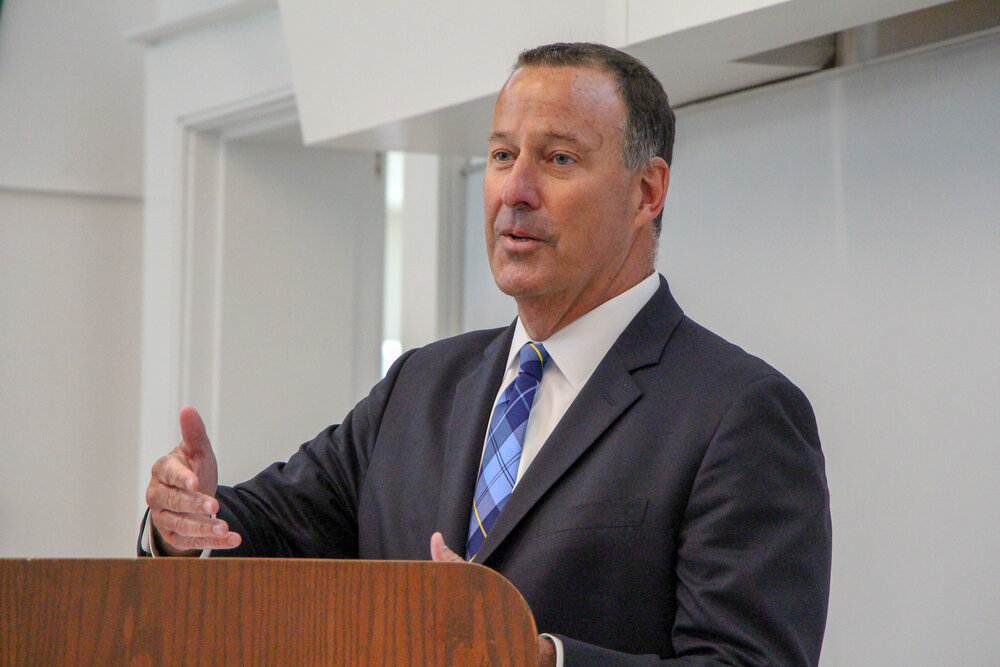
left=430, top=532, right=466, bottom=563
left=179, top=406, right=213, bottom=459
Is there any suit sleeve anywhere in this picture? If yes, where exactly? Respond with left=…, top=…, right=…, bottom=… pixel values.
left=216, top=349, right=421, bottom=557
left=559, top=373, right=832, bottom=666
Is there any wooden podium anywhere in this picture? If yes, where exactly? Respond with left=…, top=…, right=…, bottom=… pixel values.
left=0, top=558, right=539, bottom=666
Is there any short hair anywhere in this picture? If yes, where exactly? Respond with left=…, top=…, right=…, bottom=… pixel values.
left=514, top=42, right=675, bottom=235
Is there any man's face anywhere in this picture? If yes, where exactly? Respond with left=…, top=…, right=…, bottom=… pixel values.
left=484, top=65, right=647, bottom=333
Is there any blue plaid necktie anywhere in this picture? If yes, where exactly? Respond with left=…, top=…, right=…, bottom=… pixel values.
left=466, top=341, right=550, bottom=562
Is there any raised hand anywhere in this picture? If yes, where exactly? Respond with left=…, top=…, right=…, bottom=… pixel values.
left=145, top=407, right=241, bottom=555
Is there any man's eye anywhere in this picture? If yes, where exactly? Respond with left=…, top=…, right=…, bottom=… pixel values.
left=492, top=150, right=513, bottom=162
left=552, top=154, right=574, bottom=166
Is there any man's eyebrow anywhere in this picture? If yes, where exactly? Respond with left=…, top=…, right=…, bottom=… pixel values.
left=542, top=131, right=585, bottom=145
left=487, top=130, right=589, bottom=146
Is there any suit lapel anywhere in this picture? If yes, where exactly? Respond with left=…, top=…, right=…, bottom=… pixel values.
left=434, top=325, right=515, bottom=554
left=473, top=352, right=641, bottom=564
left=473, top=276, right=685, bottom=564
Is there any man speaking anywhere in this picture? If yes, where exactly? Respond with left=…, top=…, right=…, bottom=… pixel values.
left=142, top=42, right=832, bottom=666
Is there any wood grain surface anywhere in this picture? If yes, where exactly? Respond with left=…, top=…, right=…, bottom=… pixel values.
left=0, top=558, right=538, bottom=666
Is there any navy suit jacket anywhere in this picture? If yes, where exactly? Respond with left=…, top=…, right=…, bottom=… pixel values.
left=140, top=276, right=831, bottom=665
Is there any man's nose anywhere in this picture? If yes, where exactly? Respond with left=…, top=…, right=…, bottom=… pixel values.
left=501, top=156, right=541, bottom=210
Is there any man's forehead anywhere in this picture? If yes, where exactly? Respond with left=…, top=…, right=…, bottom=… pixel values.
left=501, top=66, right=614, bottom=106
left=503, top=62, right=615, bottom=90
left=490, top=65, right=623, bottom=146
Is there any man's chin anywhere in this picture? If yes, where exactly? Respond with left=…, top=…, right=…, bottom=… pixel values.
left=492, top=273, right=550, bottom=300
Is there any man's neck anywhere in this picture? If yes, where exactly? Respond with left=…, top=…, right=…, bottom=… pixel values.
left=518, top=267, right=655, bottom=341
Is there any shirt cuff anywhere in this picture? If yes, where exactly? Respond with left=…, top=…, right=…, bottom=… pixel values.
left=540, top=633, right=564, bottom=667
left=142, top=513, right=213, bottom=558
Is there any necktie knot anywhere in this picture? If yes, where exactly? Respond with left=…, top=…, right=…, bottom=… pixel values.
left=518, top=342, right=549, bottom=382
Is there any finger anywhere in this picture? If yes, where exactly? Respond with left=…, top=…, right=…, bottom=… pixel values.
left=146, top=480, right=218, bottom=515
left=151, top=454, right=199, bottom=492
left=152, top=508, right=235, bottom=540
left=157, top=525, right=243, bottom=552
left=179, top=406, right=212, bottom=459
left=430, top=531, right=465, bottom=563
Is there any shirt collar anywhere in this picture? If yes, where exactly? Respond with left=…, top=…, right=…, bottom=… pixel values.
left=508, top=272, right=660, bottom=390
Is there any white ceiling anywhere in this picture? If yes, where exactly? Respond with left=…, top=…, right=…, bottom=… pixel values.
left=261, top=0, right=982, bottom=156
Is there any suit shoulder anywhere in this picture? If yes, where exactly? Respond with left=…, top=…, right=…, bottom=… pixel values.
left=640, top=315, right=820, bottom=451
left=661, top=315, right=808, bottom=402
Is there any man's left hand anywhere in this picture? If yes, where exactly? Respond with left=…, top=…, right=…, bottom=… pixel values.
left=429, top=532, right=557, bottom=667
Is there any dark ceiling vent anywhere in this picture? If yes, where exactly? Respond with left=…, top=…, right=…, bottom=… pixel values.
left=738, top=0, right=1000, bottom=70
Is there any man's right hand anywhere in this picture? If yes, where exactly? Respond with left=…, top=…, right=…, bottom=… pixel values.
left=145, top=406, right=242, bottom=555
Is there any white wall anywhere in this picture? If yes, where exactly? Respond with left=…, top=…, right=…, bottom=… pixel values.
left=399, top=153, right=442, bottom=352
left=210, top=140, right=385, bottom=484
left=0, top=0, right=151, bottom=556
left=137, top=6, right=386, bottom=501
left=138, top=6, right=297, bottom=509
left=460, top=32, right=1000, bottom=665
left=0, top=0, right=149, bottom=196
left=461, top=161, right=517, bottom=332
left=0, top=191, right=142, bottom=557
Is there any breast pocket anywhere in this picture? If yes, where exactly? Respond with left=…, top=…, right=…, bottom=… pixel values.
left=533, top=498, right=648, bottom=536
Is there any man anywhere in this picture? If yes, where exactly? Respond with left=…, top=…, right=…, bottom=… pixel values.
left=142, top=43, right=831, bottom=666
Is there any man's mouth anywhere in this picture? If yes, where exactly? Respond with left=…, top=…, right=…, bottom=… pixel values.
left=502, top=228, right=543, bottom=242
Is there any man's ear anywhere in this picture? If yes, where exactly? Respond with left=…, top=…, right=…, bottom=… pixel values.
left=636, top=157, right=669, bottom=226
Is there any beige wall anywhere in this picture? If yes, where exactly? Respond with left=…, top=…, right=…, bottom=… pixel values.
left=0, top=0, right=151, bottom=556
left=0, top=190, right=142, bottom=556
